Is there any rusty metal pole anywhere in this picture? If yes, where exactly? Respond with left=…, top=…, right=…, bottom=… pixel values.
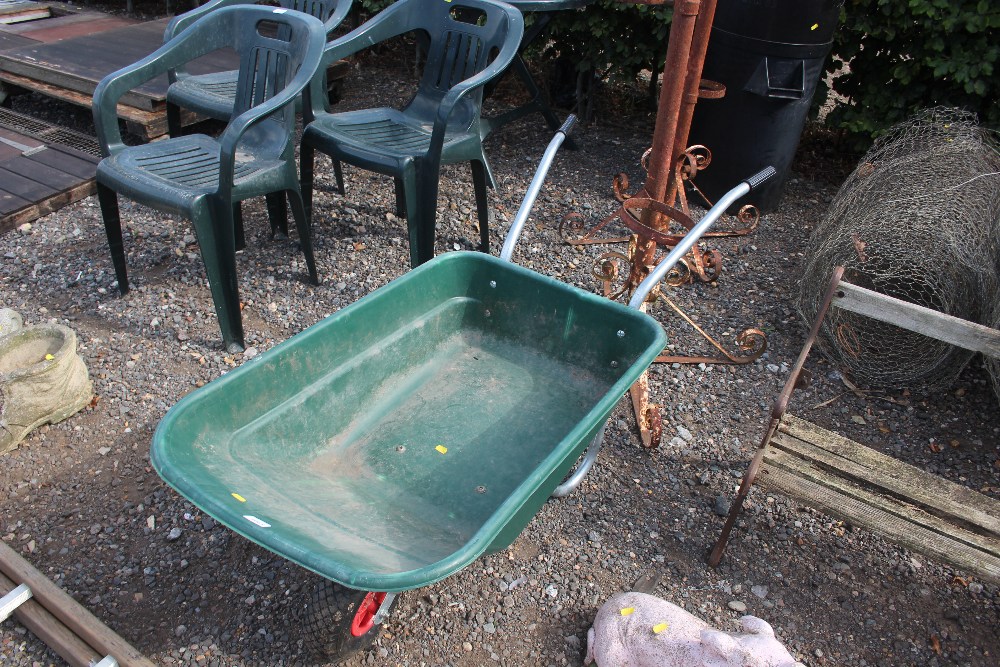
left=665, top=0, right=718, bottom=207
left=629, top=0, right=702, bottom=295
left=627, top=0, right=702, bottom=448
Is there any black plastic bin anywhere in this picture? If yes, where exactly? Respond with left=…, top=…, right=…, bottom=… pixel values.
left=689, top=0, right=843, bottom=212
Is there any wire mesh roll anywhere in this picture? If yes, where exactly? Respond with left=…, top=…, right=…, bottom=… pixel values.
left=799, top=108, right=1000, bottom=390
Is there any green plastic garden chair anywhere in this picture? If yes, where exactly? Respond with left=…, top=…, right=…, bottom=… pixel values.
left=300, top=0, right=524, bottom=267
left=93, top=5, right=327, bottom=353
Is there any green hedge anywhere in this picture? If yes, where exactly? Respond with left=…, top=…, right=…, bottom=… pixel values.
left=828, top=0, right=1000, bottom=146
left=350, top=0, right=999, bottom=147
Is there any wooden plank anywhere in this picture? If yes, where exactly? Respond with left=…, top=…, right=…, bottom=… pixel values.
left=0, top=539, right=156, bottom=667
left=0, top=178, right=94, bottom=235
left=0, top=163, right=56, bottom=200
left=761, top=451, right=1000, bottom=583
left=0, top=188, right=31, bottom=214
left=0, top=29, right=37, bottom=50
left=778, top=414, right=1000, bottom=535
left=763, top=442, right=1000, bottom=558
left=3, top=152, right=81, bottom=189
left=835, top=281, right=1000, bottom=358
left=28, top=144, right=98, bottom=178
left=0, top=125, right=42, bottom=148
left=0, top=571, right=102, bottom=667
left=6, top=15, right=133, bottom=42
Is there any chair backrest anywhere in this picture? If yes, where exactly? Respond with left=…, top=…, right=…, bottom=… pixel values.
left=166, top=0, right=352, bottom=40
left=382, top=0, right=522, bottom=128
left=171, top=6, right=325, bottom=152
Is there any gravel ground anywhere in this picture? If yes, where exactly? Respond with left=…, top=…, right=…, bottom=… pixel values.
left=1, top=24, right=999, bottom=667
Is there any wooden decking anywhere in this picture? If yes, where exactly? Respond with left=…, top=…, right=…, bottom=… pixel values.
left=0, top=5, right=236, bottom=230
left=0, top=9, right=238, bottom=139
left=0, top=106, right=100, bottom=234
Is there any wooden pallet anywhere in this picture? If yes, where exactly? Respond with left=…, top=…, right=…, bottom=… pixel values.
left=763, top=414, right=1000, bottom=583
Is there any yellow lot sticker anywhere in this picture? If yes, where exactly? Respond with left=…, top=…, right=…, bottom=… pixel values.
left=620, top=607, right=635, bottom=616
left=232, top=493, right=247, bottom=503
left=653, top=623, right=669, bottom=634
left=436, top=445, right=448, bottom=454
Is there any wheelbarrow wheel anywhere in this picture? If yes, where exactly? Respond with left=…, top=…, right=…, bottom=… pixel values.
left=302, top=580, right=397, bottom=664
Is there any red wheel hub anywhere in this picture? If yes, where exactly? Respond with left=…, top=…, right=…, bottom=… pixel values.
left=350, top=592, right=387, bottom=637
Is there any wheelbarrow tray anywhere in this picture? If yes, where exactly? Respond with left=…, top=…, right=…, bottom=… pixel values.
left=152, top=251, right=666, bottom=592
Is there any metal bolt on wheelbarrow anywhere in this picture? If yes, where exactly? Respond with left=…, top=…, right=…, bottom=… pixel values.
left=151, top=116, right=774, bottom=662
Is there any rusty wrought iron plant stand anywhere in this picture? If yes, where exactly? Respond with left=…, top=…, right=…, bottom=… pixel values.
left=562, top=0, right=766, bottom=448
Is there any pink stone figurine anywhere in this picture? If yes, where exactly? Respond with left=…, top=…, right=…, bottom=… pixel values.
left=585, top=591, right=803, bottom=667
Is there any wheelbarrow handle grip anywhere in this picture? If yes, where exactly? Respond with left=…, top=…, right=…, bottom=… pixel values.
left=558, top=114, right=577, bottom=136
left=628, top=167, right=775, bottom=310
left=745, top=165, right=777, bottom=192
left=499, top=115, right=577, bottom=263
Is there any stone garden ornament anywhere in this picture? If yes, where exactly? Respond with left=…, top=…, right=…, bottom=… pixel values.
left=0, top=308, right=92, bottom=453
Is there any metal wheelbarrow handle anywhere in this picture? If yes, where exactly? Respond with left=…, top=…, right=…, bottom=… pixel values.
left=499, top=115, right=578, bottom=263
left=550, top=165, right=775, bottom=498
left=499, top=118, right=775, bottom=310
left=628, top=165, right=776, bottom=309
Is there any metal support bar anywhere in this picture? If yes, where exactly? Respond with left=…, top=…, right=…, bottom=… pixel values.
left=0, top=583, right=32, bottom=622
left=551, top=421, right=608, bottom=498
left=371, top=592, right=397, bottom=627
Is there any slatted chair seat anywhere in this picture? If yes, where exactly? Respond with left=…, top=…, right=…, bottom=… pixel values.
left=710, top=266, right=1000, bottom=583
left=98, top=136, right=282, bottom=212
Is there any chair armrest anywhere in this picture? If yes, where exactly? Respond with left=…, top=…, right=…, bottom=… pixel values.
left=93, top=42, right=210, bottom=157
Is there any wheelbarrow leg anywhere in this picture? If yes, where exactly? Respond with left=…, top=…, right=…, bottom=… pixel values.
left=551, top=421, right=608, bottom=498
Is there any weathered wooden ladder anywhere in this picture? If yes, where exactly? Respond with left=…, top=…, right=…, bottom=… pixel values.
left=710, top=266, right=1000, bottom=583
left=0, top=539, right=154, bottom=667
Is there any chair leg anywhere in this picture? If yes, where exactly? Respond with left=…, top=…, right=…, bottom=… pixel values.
left=97, top=182, right=129, bottom=295
left=333, top=159, right=345, bottom=196
left=266, top=192, right=289, bottom=240
left=166, top=102, right=183, bottom=139
left=192, top=199, right=245, bottom=353
left=413, top=169, right=440, bottom=267
left=470, top=161, right=490, bottom=254
left=399, top=169, right=424, bottom=268
left=232, top=203, right=246, bottom=251
left=287, top=188, right=319, bottom=285
left=393, top=177, right=406, bottom=218
left=300, top=141, right=315, bottom=221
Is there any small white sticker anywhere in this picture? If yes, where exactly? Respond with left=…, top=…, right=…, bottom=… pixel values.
left=243, top=515, right=271, bottom=528
left=272, top=8, right=288, bottom=12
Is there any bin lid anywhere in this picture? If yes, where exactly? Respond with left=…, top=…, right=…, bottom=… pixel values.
left=712, top=0, right=843, bottom=45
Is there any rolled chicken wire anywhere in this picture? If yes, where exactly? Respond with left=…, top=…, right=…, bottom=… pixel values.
left=798, top=108, right=1000, bottom=390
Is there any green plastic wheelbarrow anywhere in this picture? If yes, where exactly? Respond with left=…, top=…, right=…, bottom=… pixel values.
left=151, top=116, right=774, bottom=660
